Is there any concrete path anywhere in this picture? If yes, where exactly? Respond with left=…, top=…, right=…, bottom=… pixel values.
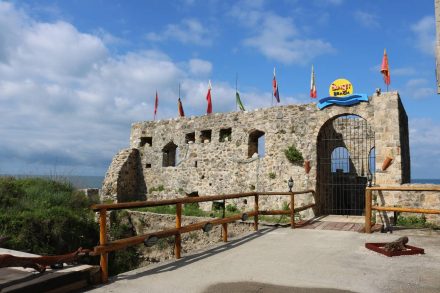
left=88, top=228, right=440, bottom=293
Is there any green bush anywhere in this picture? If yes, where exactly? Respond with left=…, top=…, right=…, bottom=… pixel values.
left=226, top=204, right=238, bottom=213
left=0, top=177, right=99, bottom=255
left=284, top=145, right=304, bottom=164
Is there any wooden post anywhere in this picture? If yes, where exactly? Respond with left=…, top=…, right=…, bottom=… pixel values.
left=222, top=223, right=228, bottom=242
left=99, top=209, right=108, bottom=283
left=175, top=203, right=182, bottom=259
left=254, top=195, right=259, bottom=231
left=365, top=189, right=372, bottom=233
left=290, top=193, right=295, bottom=229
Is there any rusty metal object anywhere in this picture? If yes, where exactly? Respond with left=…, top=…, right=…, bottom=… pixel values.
left=365, top=236, right=424, bottom=257
left=383, top=236, right=408, bottom=252
left=0, top=248, right=90, bottom=273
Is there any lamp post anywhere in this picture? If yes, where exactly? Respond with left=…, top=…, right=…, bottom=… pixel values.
left=288, top=177, right=294, bottom=192
left=367, top=173, right=373, bottom=187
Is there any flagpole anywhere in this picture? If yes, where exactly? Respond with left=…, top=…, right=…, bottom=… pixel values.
left=235, top=73, right=238, bottom=111
left=179, top=83, right=181, bottom=100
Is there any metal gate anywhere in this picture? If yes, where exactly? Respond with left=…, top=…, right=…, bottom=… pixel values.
left=317, top=115, right=375, bottom=216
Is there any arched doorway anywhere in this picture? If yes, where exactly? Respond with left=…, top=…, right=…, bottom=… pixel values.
left=317, top=115, right=375, bottom=216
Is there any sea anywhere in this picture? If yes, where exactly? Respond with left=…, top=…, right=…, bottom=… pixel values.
left=1, top=175, right=439, bottom=189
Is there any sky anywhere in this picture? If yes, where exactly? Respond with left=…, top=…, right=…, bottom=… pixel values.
left=0, top=0, right=439, bottom=179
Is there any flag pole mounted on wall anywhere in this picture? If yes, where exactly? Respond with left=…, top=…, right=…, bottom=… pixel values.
left=154, top=90, right=158, bottom=120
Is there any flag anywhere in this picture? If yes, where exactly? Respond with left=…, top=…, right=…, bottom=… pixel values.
left=206, top=80, right=212, bottom=114
left=236, top=91, right=245, bottom=111
left=310, top=65, right=317, bottom=98
left=178, top=97, right=185, bottom=117
left=273, top=67, right=280, bottom=103
left=380, top=48, right=390, bottom=86
left=154, top=90, right=158, bottom=120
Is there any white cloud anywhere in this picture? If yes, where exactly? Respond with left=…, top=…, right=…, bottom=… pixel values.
left=231, top=6, right=334, bottom=64
left=402, top=78, right=435, bottom=99
left=146, top=18, right=212, bottom=46
left=1, top=2, right=310, bottom=175
left=354, top=11, right=380, bottom=28
left=188, top=59, right=212, bottom=76
left=411, top=16, right=435, bottom=56
left=409, top=118, right=440, bottom=177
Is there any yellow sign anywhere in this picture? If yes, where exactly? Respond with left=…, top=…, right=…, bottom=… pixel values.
left=329, top=79, right=353, bottom=97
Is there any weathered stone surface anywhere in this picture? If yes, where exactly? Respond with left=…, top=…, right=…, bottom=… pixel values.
left=103, top=91, right=413, bottom=218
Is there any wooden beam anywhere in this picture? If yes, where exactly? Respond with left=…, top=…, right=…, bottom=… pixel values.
left=98, top=209, right=108, bottom=283
left=91, top=190, right=316, bottom=211
left=290, top=193, right=295, bottom=229
left=365, top=189, right=372, bottom=234
left=175, top=203, right=182, bottom=259
left=367, top=186, right=440, bottom=192
left=372, top=206, right=440, bottom=214
left=254, top=195, right=259, bottom=231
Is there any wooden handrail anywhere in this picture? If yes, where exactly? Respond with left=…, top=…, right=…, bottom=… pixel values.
left=365, top=186, right=440, bottom=233
left=91, top=190, right=315, bottom=211
left=93, top=190, right=316, bottom=283
left=367, top=186, right=440, bottom=192
left=372, top=206, right=440, bottom=214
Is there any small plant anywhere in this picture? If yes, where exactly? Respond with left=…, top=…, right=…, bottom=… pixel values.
left=149, top=185, right=165, bottom=194
left=282, top=201, right=290, bottom=211
left=249, top=184, right=255, bottom=191
left=226, top=204, right=238, bottom=213
left=284, top=145, right=304, bottom=164
left=268, top=172, right=276, bottom=179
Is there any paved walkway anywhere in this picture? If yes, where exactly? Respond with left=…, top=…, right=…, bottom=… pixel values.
left=88, top=228, right=440, bottom=293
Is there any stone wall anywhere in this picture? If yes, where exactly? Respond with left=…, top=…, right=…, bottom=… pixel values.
left=101, top=148, right=146, bottom=202
left=103, top=91, right=414, bottom=217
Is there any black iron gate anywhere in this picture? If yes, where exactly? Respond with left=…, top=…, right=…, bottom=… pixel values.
left=317, top=115, right=375, bottom=216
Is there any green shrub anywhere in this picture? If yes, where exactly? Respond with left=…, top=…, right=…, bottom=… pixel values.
left=284, top=145, right=304, bottom=164
left=0, top=177, right=98, bottom=255
left=226, top=204, right=238, bottom=213
left=268, top=172, right=276, bottom=179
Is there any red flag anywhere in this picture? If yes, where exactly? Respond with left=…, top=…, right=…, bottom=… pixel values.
left=380, top=49, right=390, bottom=86
left=206, top=80, right=212, bottom=114
left=273, top=68, right=280, bottom=103
left=178, top=98, right=185, bottom=117
left=310, top=65, right=317, bottom=98
left=154, top=90, right=158, bottom=120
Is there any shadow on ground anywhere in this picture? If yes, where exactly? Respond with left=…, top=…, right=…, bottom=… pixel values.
left=113, top=227, right=276, bottom=282
left=202, top=282, right=357, bottom=293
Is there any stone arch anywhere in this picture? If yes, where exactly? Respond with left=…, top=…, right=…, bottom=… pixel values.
left=316, top=114, right=375, bottom=215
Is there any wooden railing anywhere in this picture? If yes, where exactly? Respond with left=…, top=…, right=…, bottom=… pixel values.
left=91, top=190, right=316, bottom=283
left=365, top=186, right=440, bottom=233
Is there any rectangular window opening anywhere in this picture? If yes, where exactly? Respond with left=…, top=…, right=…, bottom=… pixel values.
left=140, top=137, right=152, bottom=147
left=219, top=128, right=232, bottom=142
left=200, top=130, right=212, bottom=143
left=185, top=132, right=195, bottom=144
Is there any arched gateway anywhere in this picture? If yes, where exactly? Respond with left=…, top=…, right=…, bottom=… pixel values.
left=317, top=114, right=375, bottom=216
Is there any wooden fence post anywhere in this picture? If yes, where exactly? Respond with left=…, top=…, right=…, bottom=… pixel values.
left=290, top=193, right=295, bottom=229
left=365, top=189, right=372, bottom=233
left=99, top=209, right=108, bottom=283
left=222, top=223, right=228, bottom=242
left=175, top=203, right=182, bottom=259
left=254, top=195, right=259, bottom=231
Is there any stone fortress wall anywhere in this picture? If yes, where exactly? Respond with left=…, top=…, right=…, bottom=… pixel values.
left=101, top=91, right=439, bottom=224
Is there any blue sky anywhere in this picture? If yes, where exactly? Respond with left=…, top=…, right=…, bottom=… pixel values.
left=0, top=0, right=439, bottom=178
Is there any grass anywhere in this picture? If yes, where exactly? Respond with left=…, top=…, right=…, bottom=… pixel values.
left=396, top=215, right=440, bottom=229
left=0, top=176, right=99, bottom=255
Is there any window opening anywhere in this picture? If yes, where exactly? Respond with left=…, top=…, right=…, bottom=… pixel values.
left=200, top=130, right=212, bottom=143
left=185, top=132, right=195, bottom=144
left=248, top=130, right=265, bottom=158
left=140, top=137, right=152, bottom=147
left=162, top=142, right=178, bottom=167
left=219, top=128, right=232, bottom=142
